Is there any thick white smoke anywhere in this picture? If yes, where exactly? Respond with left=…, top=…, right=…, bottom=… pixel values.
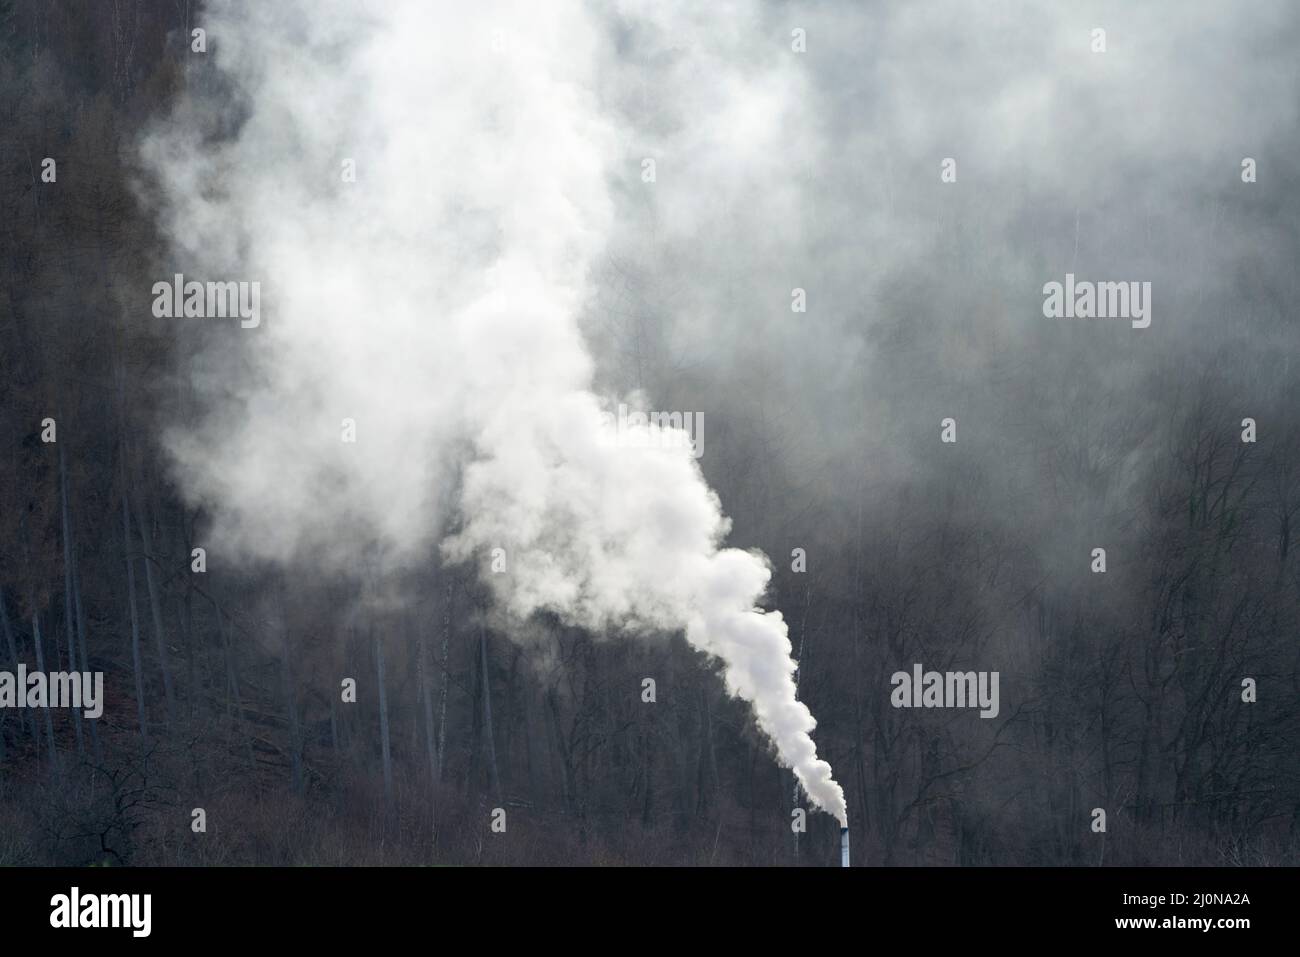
left=141, top=0, right=847, bottom=824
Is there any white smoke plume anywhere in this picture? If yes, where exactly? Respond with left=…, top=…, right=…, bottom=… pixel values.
left=141, top=0, right=847, bottom=824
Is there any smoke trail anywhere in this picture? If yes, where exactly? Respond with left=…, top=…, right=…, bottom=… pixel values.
left=141, top=0, right=847, bottom=823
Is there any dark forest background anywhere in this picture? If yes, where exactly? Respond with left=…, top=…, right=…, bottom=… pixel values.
left=2, top=0, right=1298, bottom=866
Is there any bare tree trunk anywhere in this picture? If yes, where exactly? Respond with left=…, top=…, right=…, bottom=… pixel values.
left=214, top=600, right=254, bottom=768
left=480, top=622, right=502, bottom=806
left=329, top=694, right=340, bottom=756
left=641, top=691, right=655, bottom=828
left=0, top=591, right=34, bottom=746
left=136, top=493, right=176, bottom=726
left=30, top=610, right=59, bottom=772
left=521, top=668, right=540, bottom=804
left=177, top=596, right=195, bottom=719
left=59, top=442, right=84, bottom=756
left=72, top=538, right=101, bottom=762
left=279, top=597, right=303, bottom=793
left=435, top=577, right=452, bottom=784
left=375, top=624, right=394, bottom=813
left=123, top=494, right=149, bottom=746
left=547, top=686, right=575, bottom=814
left=417, top=621, right=438, bottom=812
